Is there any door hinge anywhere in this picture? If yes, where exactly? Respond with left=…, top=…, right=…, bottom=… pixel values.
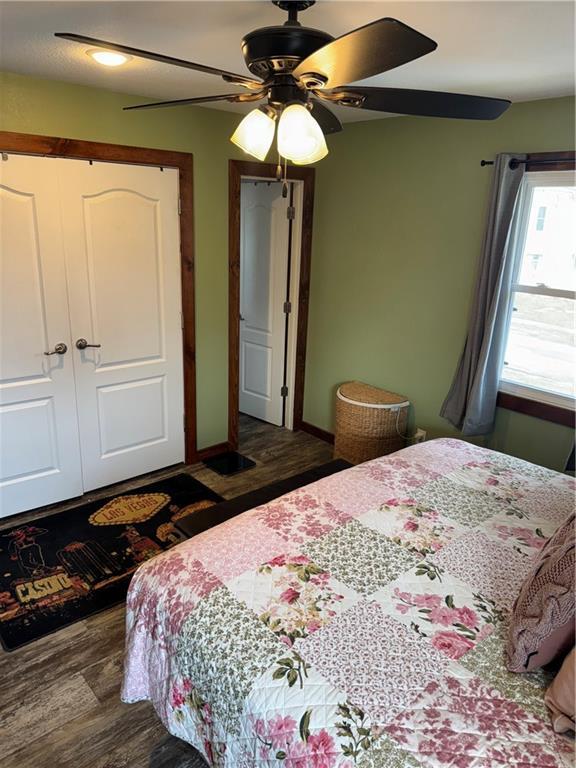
left=178, top=198, right=182, bottom=215
left=183, top=413, right=186, bottom=430
left=283, top=301, right=292, bottom=314
left=286, top=205, right=295, bottom=220
left=281, top=385, right=288, bottom=397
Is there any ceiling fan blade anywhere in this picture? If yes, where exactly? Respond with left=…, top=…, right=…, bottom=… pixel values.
left=55, top=33, right=261, bottom=88
left=318, top=86, right=511, bottom=120
left=293, top=18, right=436, bottom=89
left=123, top=92, right=265, bottom=111
left=310, top=100, right=342, bottom=134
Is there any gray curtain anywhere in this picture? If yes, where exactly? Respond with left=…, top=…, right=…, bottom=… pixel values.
left=440, top=153, right=527, bottom=435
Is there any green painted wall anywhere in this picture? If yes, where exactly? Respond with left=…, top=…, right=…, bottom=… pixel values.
left=306, top=96, right=575, bottom=470
left=1, top=71, right=573, bottom=469
left=0, top=70, right=242, bottom=449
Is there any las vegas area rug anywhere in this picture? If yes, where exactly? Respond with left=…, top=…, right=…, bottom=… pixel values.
left=0, top=474, right=222, bottom=651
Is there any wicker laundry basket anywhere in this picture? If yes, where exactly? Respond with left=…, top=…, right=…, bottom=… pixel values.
left=334, top=381, right=410, bottom=465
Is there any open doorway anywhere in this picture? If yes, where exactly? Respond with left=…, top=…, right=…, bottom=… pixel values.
left=228, top=160, right=315, bottom=450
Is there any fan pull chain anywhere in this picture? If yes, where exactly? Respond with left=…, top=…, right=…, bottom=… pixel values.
left=282, top=156, right=289, bottom=198
left=275, top=153, right=290, bottom=198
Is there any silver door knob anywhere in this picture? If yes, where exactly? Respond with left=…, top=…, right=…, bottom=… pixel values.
left=76, top=338, right=101, bottom=350
left=44, top=342, right=67, bottom=355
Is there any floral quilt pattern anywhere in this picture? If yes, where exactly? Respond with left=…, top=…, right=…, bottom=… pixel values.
left=122, top=439, right=575, bottom=767
left=303, top=520, right=417, bottom=596
left=296, top=601, right=450, bottom=725
left=227, top=553, right=359, bottom=647
left=482, top=513, right=556, bottom=557
left=458, top=626, right=554, bottom=722
left=384, top=675, right=574, bottom=768
left=357, top=498, right=464, bottom=557
left=373, top=562, right=504, bottom=659
left=433, top=530, right=533, bottom=611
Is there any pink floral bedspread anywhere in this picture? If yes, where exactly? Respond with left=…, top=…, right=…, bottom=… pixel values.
left=122, top=439, right=575, bottom=767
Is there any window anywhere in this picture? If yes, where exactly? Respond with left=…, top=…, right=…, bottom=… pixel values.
left=499, top=170, right=576, bottom=410
left=535, top=206, right=547, bottom=231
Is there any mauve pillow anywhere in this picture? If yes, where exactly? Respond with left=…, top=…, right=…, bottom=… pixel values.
left=506, top=513, right=575, bottom=673
left=545, top=648, right=575, bottom=735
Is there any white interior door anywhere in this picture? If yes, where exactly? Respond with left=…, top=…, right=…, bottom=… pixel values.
left=239, top=182, right=290, bottom=426
left=0, top=155, right=83, bottom=518
left=58, top=160, right=184, bottom=491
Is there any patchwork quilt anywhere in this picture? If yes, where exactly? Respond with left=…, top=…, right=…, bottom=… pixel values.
left=122, top=439, right=576, bottom=767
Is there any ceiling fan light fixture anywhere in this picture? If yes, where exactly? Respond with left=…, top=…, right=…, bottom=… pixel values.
left=87, top=49, right=131, bottom=67
left=230, top=108, right=276, bottom=161
left=57, top=5, right=511, bottom=140
left=277, top=103, right=328, bottom=165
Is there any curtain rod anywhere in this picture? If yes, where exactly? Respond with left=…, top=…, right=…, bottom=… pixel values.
left=480, top=156, right=573, bottom=168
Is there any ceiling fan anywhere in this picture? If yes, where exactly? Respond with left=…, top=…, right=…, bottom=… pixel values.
left=55, top=0, right=511, bottom=165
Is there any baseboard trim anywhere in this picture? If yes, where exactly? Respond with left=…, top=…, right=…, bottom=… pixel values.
left=300, top=420, right=335, bottom=445
left=196, top=441, right=234, bottom=462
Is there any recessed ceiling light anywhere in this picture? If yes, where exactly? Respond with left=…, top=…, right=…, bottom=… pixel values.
left=87, top=49, right=131, bottom=67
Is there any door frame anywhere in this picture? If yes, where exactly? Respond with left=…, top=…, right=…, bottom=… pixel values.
left=229, top=159, right=315, bottom=448
left=0, top=131, right=199, bottom=463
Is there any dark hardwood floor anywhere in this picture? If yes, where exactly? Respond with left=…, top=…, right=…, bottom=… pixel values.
left=0, top=415, right=333, bottom=768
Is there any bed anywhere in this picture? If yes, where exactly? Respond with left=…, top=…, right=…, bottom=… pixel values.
left=122, top=439, right=575, bottom=767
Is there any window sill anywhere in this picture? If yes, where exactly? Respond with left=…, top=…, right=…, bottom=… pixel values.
left=496, top=391, right=575, bottom=427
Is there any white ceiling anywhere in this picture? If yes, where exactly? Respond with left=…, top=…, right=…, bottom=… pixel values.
left=0, top=1, right=574, bottom=123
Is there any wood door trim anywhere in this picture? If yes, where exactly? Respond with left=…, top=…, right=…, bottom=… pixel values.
left=228, top=160, right=315, bottom=448
left=0, top=130, right=199, bottom=463
left=196, top=441, right=235, bottom=461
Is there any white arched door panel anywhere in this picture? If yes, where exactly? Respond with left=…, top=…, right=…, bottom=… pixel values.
left=58, top=160, right=184, bottom=491
left=239, top=182, right=290, bottom=426
left=0, top=155, right=83, bottom=517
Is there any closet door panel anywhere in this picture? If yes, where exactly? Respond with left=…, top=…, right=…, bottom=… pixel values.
left=59, top=161, right=184, bottom=491
left=0, top=155, right=83, bottom=517
left=80, top=189, right=163, bottom=365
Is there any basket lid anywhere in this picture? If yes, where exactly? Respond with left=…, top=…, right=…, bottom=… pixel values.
left=337, top=381, right=409, bottom=408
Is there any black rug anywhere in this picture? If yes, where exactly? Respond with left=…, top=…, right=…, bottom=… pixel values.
left=0, top=474, right=222, bottom=651
left=203, top=451, right=256, bottom=476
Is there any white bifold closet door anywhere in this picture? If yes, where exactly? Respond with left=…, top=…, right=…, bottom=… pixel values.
left=0, top=155, right=184, bottom=518
left=58, top=159, right=184, bottom=491
left=0, top=155, right=84, bottom=515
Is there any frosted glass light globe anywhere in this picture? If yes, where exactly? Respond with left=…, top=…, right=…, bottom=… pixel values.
left=277, top=104, right=328, bottom=165
left=230, top=109, right=276, bottom=161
